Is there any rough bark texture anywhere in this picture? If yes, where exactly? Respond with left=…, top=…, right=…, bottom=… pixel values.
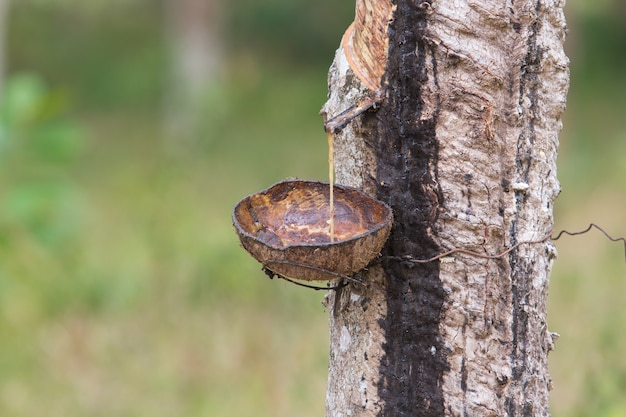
left=321, top=0, right=568, bottom=416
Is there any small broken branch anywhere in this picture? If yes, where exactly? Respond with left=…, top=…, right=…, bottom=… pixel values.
left=323, top=90, right=384, bottom=134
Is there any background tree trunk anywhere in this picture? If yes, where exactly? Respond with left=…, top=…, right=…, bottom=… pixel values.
left=163, top=0, right=222, bottom=138
left=0, top=0, right=8, bottom=99
left=321, top=0, right=568, bottom=416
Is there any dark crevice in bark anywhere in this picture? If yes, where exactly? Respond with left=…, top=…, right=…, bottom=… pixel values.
left=508, top=1, right=543, bottom=416
left=366, top=1, right=448, bottom=415
left=516, top=12, right=542, bottom=187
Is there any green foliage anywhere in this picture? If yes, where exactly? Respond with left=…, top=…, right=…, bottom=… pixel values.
left=0, top=73, right=89, bottom=331
left=1, top=74, right=81, bottom=160
left=0, top=73, right=84, bottom=248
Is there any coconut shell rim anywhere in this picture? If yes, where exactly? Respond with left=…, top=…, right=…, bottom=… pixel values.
left=232, top=179, right=393, bottom=251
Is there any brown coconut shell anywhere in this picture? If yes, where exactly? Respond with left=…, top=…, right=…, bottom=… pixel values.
left=232, top=180, right=393, bottom=281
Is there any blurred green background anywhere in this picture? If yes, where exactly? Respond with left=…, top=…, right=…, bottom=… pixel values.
left=0, top=0, right=624, bottom=416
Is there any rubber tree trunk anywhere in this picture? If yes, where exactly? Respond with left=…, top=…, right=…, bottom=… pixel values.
left=321, top=0, right=568, bottom=416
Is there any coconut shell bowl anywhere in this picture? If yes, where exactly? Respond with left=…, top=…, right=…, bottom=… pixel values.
left=232, top=180, right=393, bottom=282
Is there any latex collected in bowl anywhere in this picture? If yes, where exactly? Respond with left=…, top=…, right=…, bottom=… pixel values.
left=232, top=180, right=393, bottom=281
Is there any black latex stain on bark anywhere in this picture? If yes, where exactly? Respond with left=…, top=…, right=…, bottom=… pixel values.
left=365, top=1, right=448, bottom=415
left=508, top=1, right=543, bottom=416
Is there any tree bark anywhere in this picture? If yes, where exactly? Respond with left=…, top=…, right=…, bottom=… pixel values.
left=321, top=1, right=568, bottom=416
